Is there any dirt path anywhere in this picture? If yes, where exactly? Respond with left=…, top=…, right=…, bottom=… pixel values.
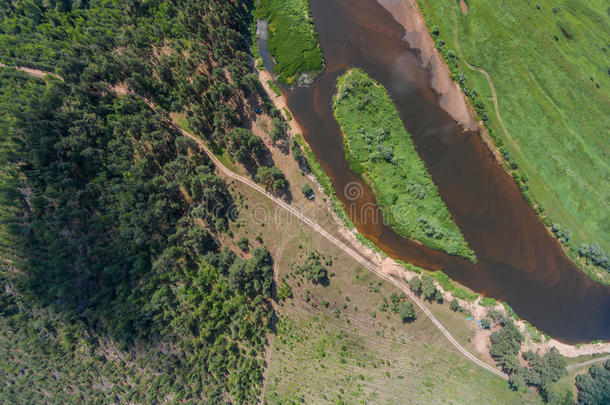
left=451, top=15, right=511, bottom=150
left=0, top=63, right=63, bottom=81
left=7, top=63, right=607, bottom=380
left=566, top=355, right=610, bottom=371
left=175, top=126, right=509, bottom=379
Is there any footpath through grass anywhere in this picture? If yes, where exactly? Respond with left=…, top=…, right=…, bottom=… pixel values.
left=417, top=0, right=610, bottom=281
left=256, top=0, right=324, bottom=85
left=333, top=68, right=475, bottom=260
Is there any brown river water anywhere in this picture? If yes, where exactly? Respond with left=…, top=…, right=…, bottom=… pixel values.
left=278, top=0, right=609, bottom=342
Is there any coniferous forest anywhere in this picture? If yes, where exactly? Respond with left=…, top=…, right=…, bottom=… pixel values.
left=0, top=0, right=274, bottom=402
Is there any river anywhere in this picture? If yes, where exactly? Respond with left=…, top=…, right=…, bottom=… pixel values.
left=276, top=0, right=609, bottom=342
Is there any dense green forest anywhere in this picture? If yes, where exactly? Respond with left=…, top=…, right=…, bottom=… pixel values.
left=0, top=0, right=278, bottom=402
left=333, top=68, right=474, bottom=260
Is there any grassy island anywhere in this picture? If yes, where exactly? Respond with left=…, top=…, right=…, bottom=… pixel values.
left=256, top=0, right=324, bottom=85
left=333, top=68, right=475, bottom=260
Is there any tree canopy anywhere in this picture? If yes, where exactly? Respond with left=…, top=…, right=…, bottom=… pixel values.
left=0, top=0, right=276, bottom=402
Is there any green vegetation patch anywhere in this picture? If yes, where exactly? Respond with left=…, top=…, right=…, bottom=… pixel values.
left=396, top=259, right=424, bottom=274
left=267, top=79, right=282, bottom=96
left=256, top=0, right=325, bottom=85
left=502, top=302, right=519, bottom=321
left=333, top=68, right=474, bottom=260
left=292, top=134, right=355, bottom=229
left=479, top=297, right=498, bottom=307
left=429, top=270, right=479, bottom=302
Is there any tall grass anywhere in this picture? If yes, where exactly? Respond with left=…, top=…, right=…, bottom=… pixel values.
left=256, top=0, right=324, bottom=85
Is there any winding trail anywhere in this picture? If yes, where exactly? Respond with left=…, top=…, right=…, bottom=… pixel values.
left=5, top=63, right=607, bottom=381
left=451, top=14, right=509, bottom=144
left=172, top=120, right=509, bottom=379
left=258, top=241, right=283, bottom=403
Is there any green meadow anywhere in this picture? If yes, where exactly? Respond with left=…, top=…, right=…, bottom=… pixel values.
left=256, top=0, right=324, bottom=85
left=418, top=0, right=609, bottom=279
left=333, top=68, right=475, bottom=260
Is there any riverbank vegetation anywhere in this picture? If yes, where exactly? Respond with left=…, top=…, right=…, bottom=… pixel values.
left=489, top=318, right=569, bottom=402
left=292, top=133, right=356, bottom=229
left=429, top=270, right=479, bottom=302
left=333, top=68, right=474, bottom=260
left=255, top=0, right=324, bottom=85
left=417, top=0, right=610, bottom=283
left=574, top=360, right=610, bottom=404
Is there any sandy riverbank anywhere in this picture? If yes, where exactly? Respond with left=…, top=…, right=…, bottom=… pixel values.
left=376, top=253, right=610, bottom=358
left=258, top=70, right=307, bottom=137
left=377, top=0, right=477, bottom=131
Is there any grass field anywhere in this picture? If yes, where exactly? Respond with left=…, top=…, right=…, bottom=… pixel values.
left=417, top=0, right=609, bottom=278
left=259, top=227, right=542, bottom=405
left=333, top=68, right=475, bottom=260
left=256, top=0, right=324, bottom=85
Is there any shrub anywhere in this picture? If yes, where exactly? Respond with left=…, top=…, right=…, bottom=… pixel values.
left=255, top=166, right=288, bottom=194
left=301, top=184, right=314, bottom=198
left=409, top=276, right=422, bottom=295
left=434, top=289, right=444, bottom=303
left=421, top=275, right=437, bottom=301
left=237, top=237, right=249, bottom=251
left=577, top=243, right=609, bottom=270
left=487, top=309, right=505, bottom=324
left=398, top=302, right=416, bottom=323
left=277, top=283, right=293, bottom=301
left=297, top=250, right=329, bottom=285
